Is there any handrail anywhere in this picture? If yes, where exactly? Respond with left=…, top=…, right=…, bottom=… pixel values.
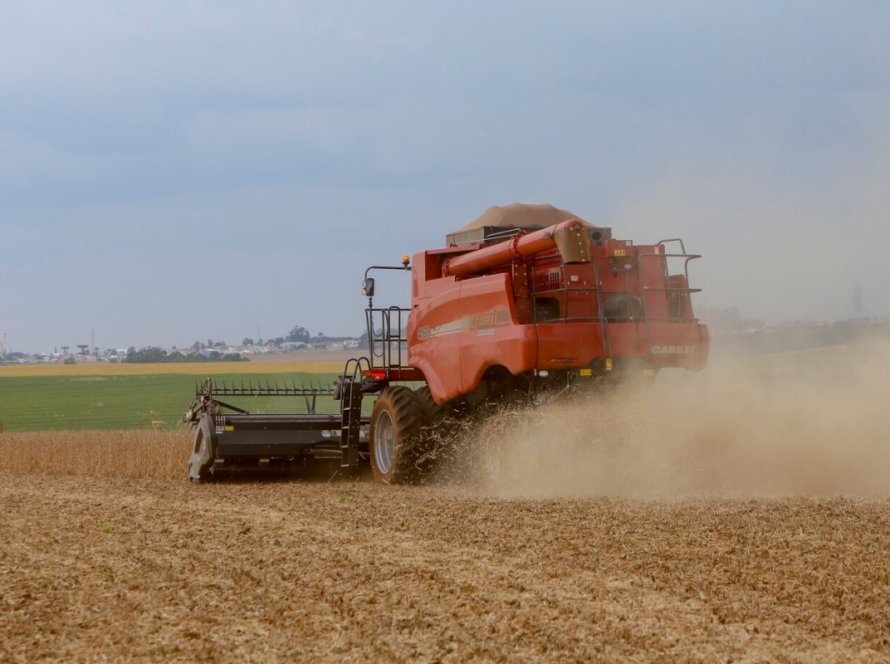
left=366, top=305, right=410, bottom=371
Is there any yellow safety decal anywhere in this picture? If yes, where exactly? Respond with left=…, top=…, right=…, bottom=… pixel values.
left=579, top=368, right=592, bottom=376
left=613, top=249, right=626, bottom=257
left=605, top=358, right=613, bottom=372
left=224, top=425, right=234, bottom=432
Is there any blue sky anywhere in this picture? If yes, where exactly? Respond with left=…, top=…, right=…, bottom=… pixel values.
left=2, top=1, right=889, bottom=353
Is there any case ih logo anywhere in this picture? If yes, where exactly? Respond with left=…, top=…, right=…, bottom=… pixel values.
left=650, top=345, right=697, bottom=355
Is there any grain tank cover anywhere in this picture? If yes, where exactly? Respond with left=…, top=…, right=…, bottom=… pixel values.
left=446, top=202, right=611, bottom=247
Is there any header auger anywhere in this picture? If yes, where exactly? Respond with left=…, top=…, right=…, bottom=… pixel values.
left=185, top=203, right=709, bottom=483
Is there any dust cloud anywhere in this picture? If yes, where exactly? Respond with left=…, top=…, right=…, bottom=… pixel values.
left=471, top=339, right=890, bottom=498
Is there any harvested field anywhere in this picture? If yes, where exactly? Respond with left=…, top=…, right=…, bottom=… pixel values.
left=2, top=431, right=890, bottom=661
left=2, top=343, right=889, bottom=661
left=2, top=471, right=889, bottom=662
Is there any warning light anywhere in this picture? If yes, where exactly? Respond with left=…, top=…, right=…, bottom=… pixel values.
left=402, top=255, right=411, bottom=267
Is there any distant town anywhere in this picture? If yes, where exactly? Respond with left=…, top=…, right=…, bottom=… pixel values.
left=0, top=325, right=363, bottom=365
left=1, top=315, right=888, bottom=365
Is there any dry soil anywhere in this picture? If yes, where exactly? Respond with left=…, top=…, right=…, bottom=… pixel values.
left=2, top=468, right=889, bottom=662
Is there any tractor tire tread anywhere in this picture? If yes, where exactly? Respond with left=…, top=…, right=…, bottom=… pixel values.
left=370, top=386, right=426, bottom=484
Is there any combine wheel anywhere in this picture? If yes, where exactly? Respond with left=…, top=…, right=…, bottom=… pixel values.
left=415, top=385, right=446, bottom=425
left=414, top=385, right=460, bottom=473
left=369, top=386, right=425, bottom=484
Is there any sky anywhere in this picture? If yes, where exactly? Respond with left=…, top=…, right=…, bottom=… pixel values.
left=2, top=1, right=889, bottom=353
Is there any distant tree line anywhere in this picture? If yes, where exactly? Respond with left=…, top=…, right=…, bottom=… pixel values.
left=125, top=347, right=247, bottom=363
left=239, top=325, right=335, bottom=348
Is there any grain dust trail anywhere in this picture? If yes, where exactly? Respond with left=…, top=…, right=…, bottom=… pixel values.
left=477, top=339, right=890, bottom=498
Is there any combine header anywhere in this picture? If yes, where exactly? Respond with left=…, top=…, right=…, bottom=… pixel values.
left=185, top=203, right=709, bottom=483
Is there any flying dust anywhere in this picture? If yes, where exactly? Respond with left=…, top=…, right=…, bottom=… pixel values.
left=462, top=339, right=890, bottom=498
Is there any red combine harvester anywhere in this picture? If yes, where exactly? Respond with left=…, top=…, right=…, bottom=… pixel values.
left=185, top=204, right=709, bottom=483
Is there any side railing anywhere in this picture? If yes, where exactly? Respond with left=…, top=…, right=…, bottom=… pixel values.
left=637, top=239, right=701, bottom=323
left=365, top=305, right=410, bottom=370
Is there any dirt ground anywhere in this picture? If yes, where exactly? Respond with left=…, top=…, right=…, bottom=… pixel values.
left=2, top=468, right=889, bottom=663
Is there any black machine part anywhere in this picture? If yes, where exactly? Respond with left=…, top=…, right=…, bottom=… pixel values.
left=184, top=375, right=372, bottom=482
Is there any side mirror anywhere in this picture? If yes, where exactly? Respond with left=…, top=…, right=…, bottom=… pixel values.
left=362, top=277, right=375, bottom=297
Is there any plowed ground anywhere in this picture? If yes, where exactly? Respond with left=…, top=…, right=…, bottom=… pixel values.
left=2, top=469, right=889, bottom=662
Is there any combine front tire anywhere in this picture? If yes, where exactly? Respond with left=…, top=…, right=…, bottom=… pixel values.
left=369, top=386, right=425, bottom=484
left=415, top=385, right=447, bottom=425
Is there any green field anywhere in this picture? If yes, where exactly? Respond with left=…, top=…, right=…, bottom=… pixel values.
left=0, top=372, right=341, bottom=431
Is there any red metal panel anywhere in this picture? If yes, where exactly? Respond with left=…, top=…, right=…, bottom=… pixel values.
left=637, top=245, right=669, bottom=320
left=604, top=321, right=709, bottom=370
left=644, top=321, right=709, bottom=370
left=536, top=322, right=606, bottom=368
left=603, top=323, right=647, bottom=357
left=409, top=272, right=530, bottom=403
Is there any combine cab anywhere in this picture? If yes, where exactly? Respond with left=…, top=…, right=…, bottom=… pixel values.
left=185, top=203, right=709, bottom=483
